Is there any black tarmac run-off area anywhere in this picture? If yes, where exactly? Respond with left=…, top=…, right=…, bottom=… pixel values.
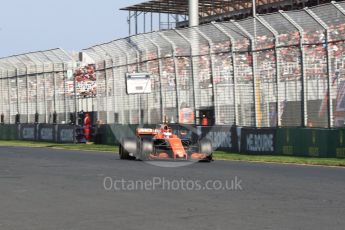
left=0, top=146, right=345, bottom=230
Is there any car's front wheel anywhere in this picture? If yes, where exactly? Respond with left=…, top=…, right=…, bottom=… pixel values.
left=120, top=137, right=137, bottom=160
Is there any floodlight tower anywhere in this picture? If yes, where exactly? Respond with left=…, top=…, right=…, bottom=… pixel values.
left=189, top=0, right=199, bottom=27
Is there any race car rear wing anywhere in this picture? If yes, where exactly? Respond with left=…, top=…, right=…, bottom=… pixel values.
left=136, top=128, right=158, bottom=136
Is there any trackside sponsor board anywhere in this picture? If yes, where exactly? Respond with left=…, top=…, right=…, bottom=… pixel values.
left=198, top=126, right=238, bottom=152
left=275, top=128, right=341, bottom=158
left=57, top=125, right=75, bottom=143
left=38, top=125, right=55, bottom=141
left=20, top=124, right=36, bottom=140
left=240, top=128, right=276, bottom=154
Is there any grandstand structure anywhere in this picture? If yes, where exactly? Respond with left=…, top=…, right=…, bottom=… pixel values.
left=1, top=1, right=345, bottom=128
left=122, top=0, right=335, bottom=34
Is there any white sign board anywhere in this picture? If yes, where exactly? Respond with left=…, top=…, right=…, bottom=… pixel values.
left=126, top=73, right=151, bottom=94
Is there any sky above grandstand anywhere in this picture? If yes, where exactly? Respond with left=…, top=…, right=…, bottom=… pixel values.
left=0, top=0, right=143, bottom=58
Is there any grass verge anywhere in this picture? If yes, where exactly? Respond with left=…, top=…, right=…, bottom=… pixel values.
left=0, top=140, right=118, bottom=152
left=1, top=140, right=345, bottom=167
left=215, top=151, right=345, bottom=167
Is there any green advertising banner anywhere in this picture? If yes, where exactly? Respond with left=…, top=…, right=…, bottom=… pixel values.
left=0, top=125, right=18, bottom=140
left=276, top=128, right=345, bottom=158
left=334, top=129, right=345, bottom=158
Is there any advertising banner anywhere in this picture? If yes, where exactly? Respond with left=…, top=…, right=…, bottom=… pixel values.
left=57, top=125, right=75, bottom=143
left=19, top=124, right=37, bottom=141
left=38, top=124, right=56, bottom=142
left=276, top=128, right=340, bottom=157
left=240, top=128, right=276, bottom=154
left=198, top=126, right=238, bottom=152
left=0, top=124, right=18, bottom=140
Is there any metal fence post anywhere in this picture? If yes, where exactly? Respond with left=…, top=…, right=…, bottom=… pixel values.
left=102, top=59, right=109, bottom=123
left=34, top=72, right=39, bottom=123
left=15, top=69, right=19, bottom=121
left=31, top=57, right=47, bottom=124
left=24, top=70, right=29, bottom=123
left=41, top=53, right=55, bottom=124
left=7, top=71, right=11, bottom=123
left=113, top=42, right=131, bottom=124
left=42, top=65, right=48, bottom=124
left=0, top=69, right=2, bottom=120
left=105, top=59, right=109, bottom=123
left=139, top=38, right=151, bottom=124
left=332, top=1, right=345, bottom=14
left=23, top=55, right=37, bottom=123
left=280, top=11, right=307, bottom=127
left=144, top=34, right=166, bottom=123
left=212, top=22, right=238, bottom=125
left=158, top=32, right=181, bottom=123
left=63, top=62, right=68, bottom=123
left=232, top=20, right=258, bottom=127
left=174, top=29, right=197, bottom=125
left=0, top=70, right=2, bottom=118
left=133, top=40, right=142, bottom=124
left=126, top=39, right=142, bottom=124
left=53, top=65, right=57, bottom=123
left=305, top=8, right=333, bottom=128
left=112, top=59, right=116, bottom=123
left=98, top=45, right=116, bottom=124
left=194, top=27, right=217, bottom=125
left=256, top=15, right=281, bottom=127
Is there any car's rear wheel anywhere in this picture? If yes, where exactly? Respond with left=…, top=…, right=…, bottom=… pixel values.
left=139, top=139, right=154, bottom=160
left=198, top=138, right=213, bottom=161
left=120, top=137, right=137, bottom=160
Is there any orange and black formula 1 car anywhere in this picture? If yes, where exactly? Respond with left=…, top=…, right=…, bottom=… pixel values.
left=119, top=124, right=213, bottom=162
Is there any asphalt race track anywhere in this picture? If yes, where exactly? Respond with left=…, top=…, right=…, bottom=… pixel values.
left=0, top=146, right=345, bottom=230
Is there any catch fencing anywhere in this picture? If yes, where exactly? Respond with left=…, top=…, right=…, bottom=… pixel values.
left=1, top=2, right=345, bottom=128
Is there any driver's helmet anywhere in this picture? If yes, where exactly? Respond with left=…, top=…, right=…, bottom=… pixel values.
left=162, top=125, right=172, bottom=139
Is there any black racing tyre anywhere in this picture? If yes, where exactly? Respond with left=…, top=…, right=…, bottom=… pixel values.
left=198, top=138, right=213, bottom=156
left=139, top=139, right=154, bottom=160
left=119, top=145, right=125, bottom=159
left=120, top=137, right=137, bottom=160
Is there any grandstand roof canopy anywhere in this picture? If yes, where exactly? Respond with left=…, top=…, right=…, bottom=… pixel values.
left=120, top=0, right=300, bottom=17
